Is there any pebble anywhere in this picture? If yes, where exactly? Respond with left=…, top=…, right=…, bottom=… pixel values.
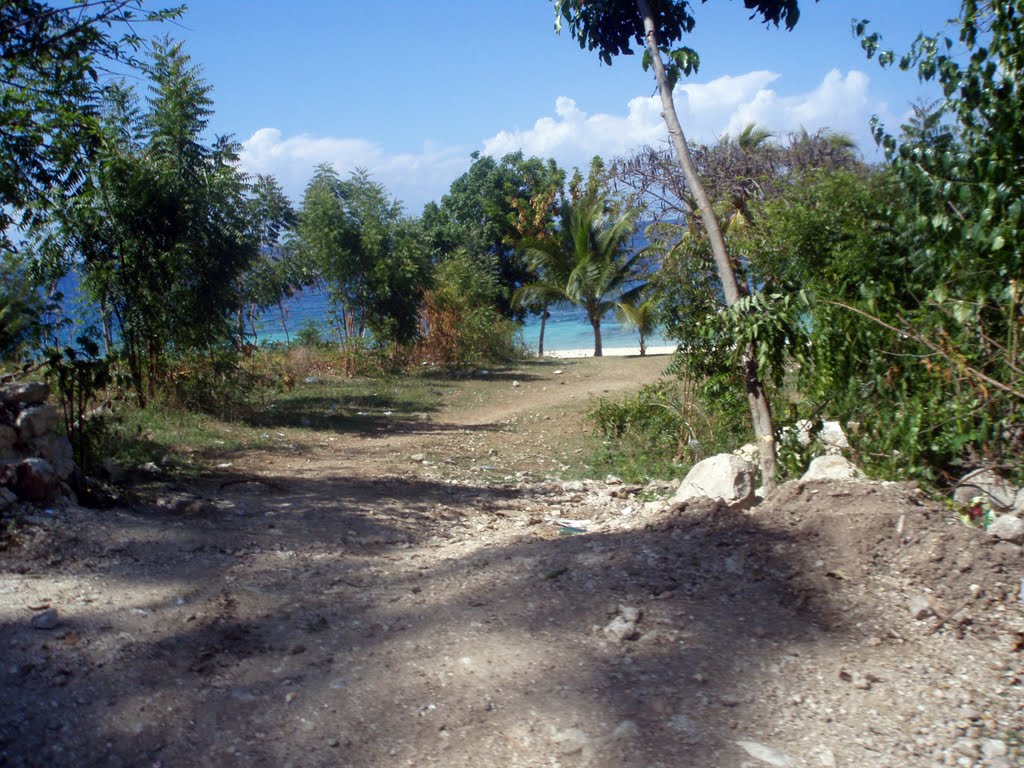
left=981, top=739, right=1008, bottom=759
left=952, top=739, right=980, bottom=759
left=551, top=727, right=589, bottom=756
left=602, top=613, right=639, bottom=643
left=30, top=608, right=60, bottom=630
left=736, top=740, right=793, bottom=767
left=908, top=595, right=934, bottom=620
left=612, top=720, right=639, bottom=741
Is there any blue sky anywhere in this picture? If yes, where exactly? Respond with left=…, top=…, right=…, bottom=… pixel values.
left=169, top=1, right=963, bottom=213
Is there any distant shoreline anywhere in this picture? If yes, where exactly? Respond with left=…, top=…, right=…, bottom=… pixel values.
left=538, top=345, right=676, bottom=359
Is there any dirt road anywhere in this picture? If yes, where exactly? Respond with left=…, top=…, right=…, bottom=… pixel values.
left=1, top=354, right=1022, bottom=767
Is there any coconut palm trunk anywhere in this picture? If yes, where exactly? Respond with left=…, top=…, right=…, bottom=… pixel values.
left=635, top=0, right=777, bottom=494
left=589, top=307, right=604, bottom=357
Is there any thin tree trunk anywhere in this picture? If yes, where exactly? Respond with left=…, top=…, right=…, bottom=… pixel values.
left=639, top=330, right=646, bottom=356
left=278, top=300, right=291, bottom=345
left=538, top=307, right=549, bottom=357
left=636, top=0, right=777, bottom=494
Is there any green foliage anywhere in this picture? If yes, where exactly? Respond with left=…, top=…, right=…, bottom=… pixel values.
left=237, top=175, right=303, bottom=343
left=731, top=2, right=1024, bottom=482
left=584, top=379, right=693, bottom=481
left=295, top=320, right=330, bottom=350
left=552, top=0, right=802, bottom=81
left=420, top=251, right=520, bottom=364
left=0, top=254, right=46, bottom=361
left=423, top=151, right=565, bottom=320
left=28, top=41, right=257, bottom=406
left=46, top=332, right=112, bottom=476
left=163, top=348, right=264, bottom=421
left=297, top=166, right=429, bottom=347
left=0, top=1, right=183, bottom=253
left=614, top=296, right=661, bottom=355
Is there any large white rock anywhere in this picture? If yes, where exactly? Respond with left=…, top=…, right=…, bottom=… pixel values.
left=15, top=403, right=60, bottom=440
left=673, top=453, right=757, bottom=509
left=800, top=455, right=865, bottom=482
left=987, top=515, right=1024, bottom=544
left=0, top=381, right=49, bottom=406
left=29, top=434, right=75, bottom=480
left=785, top=419, right=850, bottom=453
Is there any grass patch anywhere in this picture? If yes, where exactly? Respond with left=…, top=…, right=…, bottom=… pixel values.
left=581, top=378, right=695, bottom=483
left=102, top=372, right=453, bottom=476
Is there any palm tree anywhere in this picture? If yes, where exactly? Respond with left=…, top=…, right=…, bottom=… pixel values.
left=515, top=194, right=644, bottom=357
left=615, top=296, right=660, bottom=356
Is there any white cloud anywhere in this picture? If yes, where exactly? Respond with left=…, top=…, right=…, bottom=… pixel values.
left=239, top=128, right=472, bottom=213
left=240, top=68, right=897, bottom=214
left=483, top=69, right=892, bottom=166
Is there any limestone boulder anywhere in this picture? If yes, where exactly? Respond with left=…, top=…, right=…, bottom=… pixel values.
left=29, top=434, right=75, bottom=480
left=9, top=458, right=59, bottom=502
left=15, top=404, right=60, bottom=440
left=800, top=455, right=865, bottom=482
left=673, top=453, right=757, bottom=509
left=0, top=381, right=49, bottom=406
left=0, top=486, right=17, bottom=513
left=0, top=425, right=17, bottom=459
left=987, top=515, right=1024, bottom=544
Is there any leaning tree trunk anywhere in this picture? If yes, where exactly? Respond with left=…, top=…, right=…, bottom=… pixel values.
left=636, top=0, right=777, bottom=494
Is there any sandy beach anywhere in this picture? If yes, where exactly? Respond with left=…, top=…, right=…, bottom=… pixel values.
left=541, top=344, right=676, bottom=359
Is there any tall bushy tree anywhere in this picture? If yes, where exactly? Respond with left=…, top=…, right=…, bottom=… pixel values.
left=297, top=166, right=429, bottom=347
left=237, top=174, right=301, bottom=343
left=423, top=151, right=565, bottom=319
left=30, top=40, right=257, bottom=404
left=800, top=0, right=1024, bottom=476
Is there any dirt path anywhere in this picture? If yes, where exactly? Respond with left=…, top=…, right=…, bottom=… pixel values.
left=1, top=355, right=1022, bottom=768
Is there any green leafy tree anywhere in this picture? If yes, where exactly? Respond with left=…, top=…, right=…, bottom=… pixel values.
left=297, top=166, right=430, bottom=347
left=553, top=0, right=811, bottom=492
left=296, top=163, right=356, bottom=340
left=517, top=190, right=644, bottom=357
left=818, top=0, right=1024, bottom=475
left=30, top=40, right=257, bottom=405
left=0, top=253, right=46, bottom=361
left=238, top=174, right=301, bottom=344
left=0, top=0, right=183, bottom=254
left=420, top=249, right=519, bottom=365
left=423, top=151, right=565, bottom=319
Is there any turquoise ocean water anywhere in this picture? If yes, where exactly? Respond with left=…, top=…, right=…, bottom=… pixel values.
left=253, top=285, right=672, bottom=353
left=52, top=275, right=672, bottom=354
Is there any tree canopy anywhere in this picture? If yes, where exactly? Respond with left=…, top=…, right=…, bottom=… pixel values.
left=0, top=0, right=183, bottom=253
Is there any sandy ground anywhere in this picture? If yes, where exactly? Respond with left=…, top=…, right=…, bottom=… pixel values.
left=1, top=355, right=1022, bottom=768
left=541, top=346, right=676, bottom=359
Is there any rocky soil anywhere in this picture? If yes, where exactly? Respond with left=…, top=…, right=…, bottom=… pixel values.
left=1, top=355, right=1022, bottom=768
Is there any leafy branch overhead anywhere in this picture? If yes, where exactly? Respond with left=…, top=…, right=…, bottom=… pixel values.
left=553, top=0, right=804, bottom=83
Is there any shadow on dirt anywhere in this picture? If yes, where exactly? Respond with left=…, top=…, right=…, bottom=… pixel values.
left=0, top=474, right=840, bottom=768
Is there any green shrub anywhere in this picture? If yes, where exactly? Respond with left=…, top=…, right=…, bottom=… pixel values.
left=584, top=379, right=694, bottom=482
left=420, top=251, right=520, bottom=364
left=295, top=320, right=330, bottom=349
